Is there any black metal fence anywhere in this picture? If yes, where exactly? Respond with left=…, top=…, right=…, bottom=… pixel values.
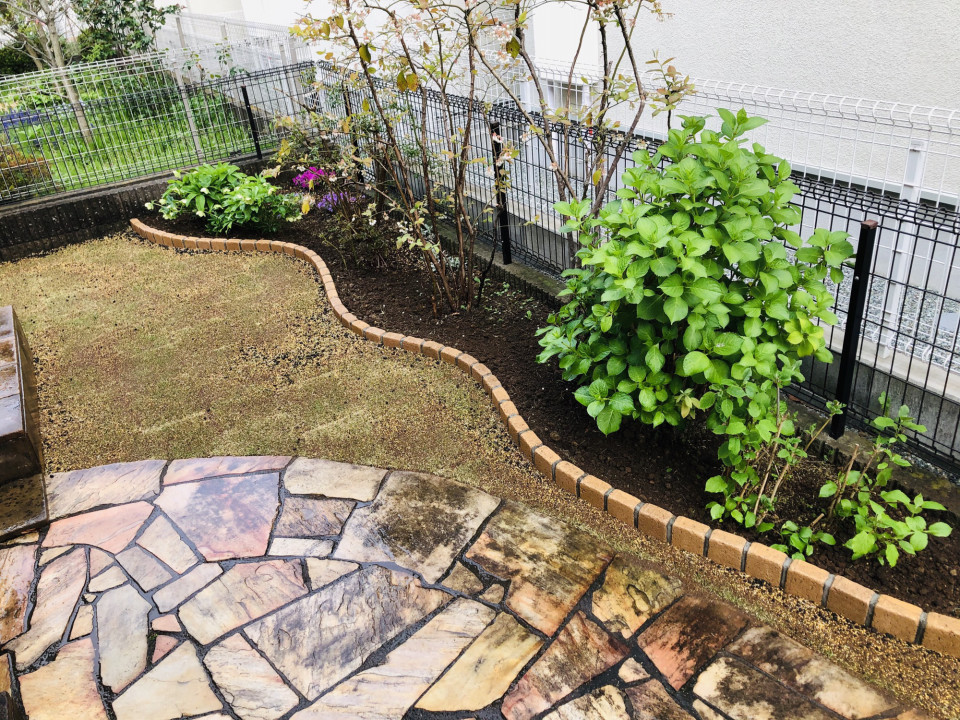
left=2, top=57, right=957, bottom=475
left=0, top=61, right=316, bottom=205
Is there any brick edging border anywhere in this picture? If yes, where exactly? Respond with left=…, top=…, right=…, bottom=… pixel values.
left=128, top=218, right=960, bottom=658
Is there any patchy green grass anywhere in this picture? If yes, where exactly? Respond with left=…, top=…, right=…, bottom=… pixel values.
left=0, top=232, right=530, bottom=486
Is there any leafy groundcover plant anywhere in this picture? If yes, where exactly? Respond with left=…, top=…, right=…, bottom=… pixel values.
left=147, top=163, right=302, bottom=234
left=538, top=109, right=951, bottom=566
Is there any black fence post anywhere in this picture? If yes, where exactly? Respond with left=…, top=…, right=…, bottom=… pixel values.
left=490, top=121, right=512, bottom=265
left=240, top=85, right=262, bottom=160
left=830, top=219, right=879, bottom=439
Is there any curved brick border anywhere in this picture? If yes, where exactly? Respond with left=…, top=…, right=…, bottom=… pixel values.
left=128, top=218, right=960, bottom=659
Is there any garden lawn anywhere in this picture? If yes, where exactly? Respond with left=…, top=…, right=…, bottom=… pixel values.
left=0, top=232, right=957, bottom=718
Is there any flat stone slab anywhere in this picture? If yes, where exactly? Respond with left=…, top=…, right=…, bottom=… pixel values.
left=178, top=559, right=307, bottom=645
left=466, top=501, right=613, bottom=635
left=46, top=461, right=164, bottom=520
left=164, top=456, right=290, bottom=485
left=292, top=598, right=494, bottom=719
left=18, top=638, right=106, bottom=720
left=0, top=456, right=926, bottom=720
left=282, top=457, right=385, bottom=501
left=155, top=473, right=280, bottom=561
left=638, top=594, right=750, bottom=690
left=0, top=473, right=47, bottom=541
left=334, top=471, right=499, bottom=582
left=0, top=544, right=35, bottom=644
left=502, top=611, right=630, bottom=720
left=204, top=633, right=298, bottom=720
left=246, top=564, right=450, bottom=700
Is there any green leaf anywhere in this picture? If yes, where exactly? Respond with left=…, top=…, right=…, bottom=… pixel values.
left=705, top=476, right=727, bottom=493
left=681, top=351, right=711, bottom=376
left=819, top=481, right=838, bottom=498
left=645, top=345, right=665, bottom=372
left=664, top=297, right=689, bottom=323
left=659, top=274, right=685, bottom=298
left=929, top=522, right=953, bottom=538
left=845, top=530, right=877, bottom=558
left=597, top=404, right=623, bottom=435
left=650, top=256, right=678, bottom=277
left=885, top=543, right=899, bottom=567
left=609, top=392, right=635, bottom=415
left=607, top=357, right=627, bottom=376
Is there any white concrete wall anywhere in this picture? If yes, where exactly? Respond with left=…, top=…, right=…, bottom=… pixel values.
left=626, top=0, right=960, bottom=110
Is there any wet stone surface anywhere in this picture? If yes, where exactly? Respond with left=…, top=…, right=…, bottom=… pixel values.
left=0, top=456, right=930, bottom=720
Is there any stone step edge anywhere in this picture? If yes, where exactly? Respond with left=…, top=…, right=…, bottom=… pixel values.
left=127, top=218, right=960, bottom=659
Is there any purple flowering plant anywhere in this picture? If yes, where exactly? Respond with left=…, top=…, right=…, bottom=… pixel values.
left=315, top=191, right=359, bottom=212
left=292, top=167, right=329, bottom=190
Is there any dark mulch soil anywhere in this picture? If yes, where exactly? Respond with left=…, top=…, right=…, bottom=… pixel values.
left=143, top=206, right=960, bottom=615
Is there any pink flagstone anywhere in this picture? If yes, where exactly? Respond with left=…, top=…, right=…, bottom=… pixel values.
left=152, top=637, right=179, bottom=663
left=164, top=457, right=290, bottom=485
left=42, top=502, right=154, bottom=554
left=155, top=474, right=280, bottom=561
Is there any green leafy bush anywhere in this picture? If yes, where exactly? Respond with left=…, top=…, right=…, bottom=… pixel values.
left=148, top=163, right=302, bottom=234
left=538, top=110, right=854, bottom=438
left=819, top=394, right=952, bottom=567
left=0, top=46, right=36, bottom=76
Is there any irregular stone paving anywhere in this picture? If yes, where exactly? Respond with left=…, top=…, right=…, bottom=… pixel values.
left=0, top=457, right=935, bottom=720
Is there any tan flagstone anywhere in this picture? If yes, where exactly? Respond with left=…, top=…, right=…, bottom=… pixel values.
left=592, top=555, right=683, bottom=639
left=292, top=598, right=494, bottom=719
left=0, top=652, right=12, bottom=694
left=152, top=615, right=182, bottom=632
left=152, top=636, right=179, bottom=663
left=46, top=460, right=165, bottom=520
left=692, top=700, right=726, bottom=720
left=274, top=497, right=354, bottom=537
left=246, top=564, right=451, bottom=700
left=693, top=656, right=835, bottom=720
left=164, top=456, right=290, bottom=485
left=618, top=657, right=650, bottom=683
left=155, top=474, right=280, bottom=561
left=179, top=559, right=307, bottom=645
left=89, top=548, right=113, bottom=576
left=70, top=605, right=94, bottom=640
left=480, top=585, right=505, bottom=604
left=626, top=681, right=696, bottom=719
left=542, top=685, right=630, bottom=720
left=88, top=565, right=126, bottom=593
left=0, top=531, right=38, bottom=545
left=305, top=558, right=357, bottom=590
left=154, top=563, right=223, bottom=613
left=334, top=472, right=499, bottom=583
left=38, top=546, right=71, bottom=565
left=97, top=584, right=151, bottom=692
left=43, top=501, right=153, bottom=554
left=83, top=593, right=96, bottom=603
left=204, top=633, right=299, bottom=720
left=18, top=638, right=107, bottom=720
left=727, top=626, right=895, bottom=719
left=501, top=611, right=629, bottom=720
left=267, top=538, right=332, bottom=557
left=442, top=562, right=484, bottom=595
left=137, top=515, right=199, bottom=574
left=417, top=612, right=543, bottom=712
left=283, top=458, right=385, bottom=501
left=466, top=501, right=613, bottom=636
left=7, top=548, right=87, bottom=669
left=116, top=546, right=173, bottom=591
left=638, top=595, right=748, bottom=690
left=0, top=543, right=35, bottom=644
left=112, top=642, right=223, bottom=720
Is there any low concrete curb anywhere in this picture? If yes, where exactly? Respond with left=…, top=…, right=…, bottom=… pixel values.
left=128, top=218, right=960, bottom=659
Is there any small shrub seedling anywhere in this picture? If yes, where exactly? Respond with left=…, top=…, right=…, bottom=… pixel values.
left=147, top=163, right=302, bottom=234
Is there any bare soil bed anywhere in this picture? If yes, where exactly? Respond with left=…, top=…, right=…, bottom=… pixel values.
left=145, top=207, right=960, bottom=616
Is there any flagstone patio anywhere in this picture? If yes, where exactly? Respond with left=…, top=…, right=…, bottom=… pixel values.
left=0, top=456, right=932, bottom=720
